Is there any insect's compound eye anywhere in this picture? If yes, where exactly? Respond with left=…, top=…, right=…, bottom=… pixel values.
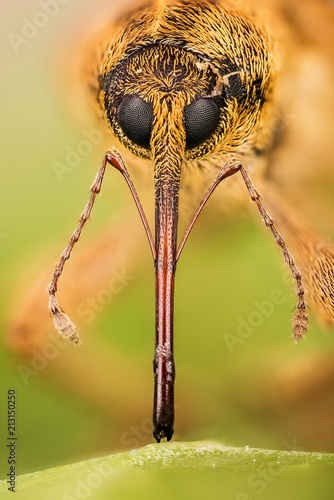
left=118, top=95, right=153, bottom=149
left=184, top=98, right=220, bottom=150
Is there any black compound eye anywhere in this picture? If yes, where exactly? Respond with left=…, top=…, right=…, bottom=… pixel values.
left=118, top=95, right=153, bottom=149
left=184, top=98, right=220, bottom=150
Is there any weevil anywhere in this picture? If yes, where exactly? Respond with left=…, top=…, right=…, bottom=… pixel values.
left=48, top=0, right=334, bottom=442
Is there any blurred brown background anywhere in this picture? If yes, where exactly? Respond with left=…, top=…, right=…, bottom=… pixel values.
left=0, top=0, right=334, bottom=478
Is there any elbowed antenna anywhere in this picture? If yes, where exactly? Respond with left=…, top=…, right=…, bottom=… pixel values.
left=175, top=161, right=309, bottom=343
left=48, top=150, right=156, bottom=345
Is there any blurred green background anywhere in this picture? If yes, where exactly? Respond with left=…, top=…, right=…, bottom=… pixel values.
left=0, top=0, right=334, bottom=498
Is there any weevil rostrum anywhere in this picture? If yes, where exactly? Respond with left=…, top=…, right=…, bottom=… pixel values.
left=47, top=0, right=334, bottom=442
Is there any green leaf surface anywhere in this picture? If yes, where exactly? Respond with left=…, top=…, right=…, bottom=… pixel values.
left=1, top=441, right=333, bottom=500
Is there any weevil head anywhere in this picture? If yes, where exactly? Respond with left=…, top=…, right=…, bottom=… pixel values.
left=94, top=0, right=276, bottom=165
left=100, top=44, right=225, bottom=165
